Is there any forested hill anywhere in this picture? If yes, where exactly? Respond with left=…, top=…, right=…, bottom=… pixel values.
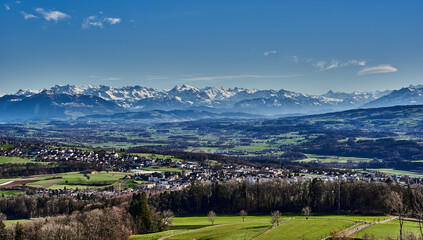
left=270, top=104, right=423, bottom=132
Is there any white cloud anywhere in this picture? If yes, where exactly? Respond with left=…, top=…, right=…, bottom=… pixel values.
left=311, top=58, right=367, bottom=71
left=313, top=61, right=326, bottom=71
left=21, top=11, right=38, bottom=20
left=105, top=17, right=121, bottom=24
left=346, top=59, right=366, bottom=66
left=82, top=16, right=103, bottom=28
left=183, top=74, right=300, bottom=82
left=358, top=65, right=398, bottom=75
left=4, top=4, right=10, bottom=10
left=289, top=56, right=299, bottom=63
left=264, top=50, right=277, bottom=56
left=82, top=15, right=121, bottom=29
left=326, top=60, right=339, bottom=70
left=35, top=8, right=70, bottom=22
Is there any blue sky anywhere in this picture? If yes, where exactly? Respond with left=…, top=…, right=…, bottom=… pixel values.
left=0, top=0, right=422, bottom=94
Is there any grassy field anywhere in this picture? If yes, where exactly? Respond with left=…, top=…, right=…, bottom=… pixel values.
left=0, top=190, right=24, bottom=196
left=4, top=219, right=30, bottom=227
left=129, top=215, right=387, bottom=240
left=26, top=171, right=131, bottom=189
left=129, top=230, right=186, bottom=240
left=297, top=154, right=372, bottom=163
left=0, top=156, right=34, bottom=164
left=368, top=168, right=423, bottom=177
left=168, top=220, right=271, bottom=240
left=256, top=219, right=355, bottom=240
left=135, top=153, right=183, bottom=162
left=0, top=144, right=14, bottom=150
left=356, top=220, right=422, bottom=239
left=141, top=166, right=183, bottom=173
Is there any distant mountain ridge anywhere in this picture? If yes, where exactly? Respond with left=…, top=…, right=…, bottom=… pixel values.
left=12, top=84, right=391, bottom=115
left=363, top=87, right=423, bottom=108
left=0, top=90, right=124, bottom=121
left=4, top=84, right=423, bottom=121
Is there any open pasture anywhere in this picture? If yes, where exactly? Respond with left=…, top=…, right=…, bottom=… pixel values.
left=355, top=220, right=422, bottom=239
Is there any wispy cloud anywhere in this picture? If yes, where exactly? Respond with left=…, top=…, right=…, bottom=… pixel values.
left=82, top=15, right=121, bottom=29
left=310, top=58, right=366, bottom=71
left=358, top=65, right=398, bottom=75
left=21, top=11, right=38, bottom=20
left=35, top=8, right=70, bottom=22
left=146, top=76, right=169, bottom=81
left=183, top=74, right=301, bottom=82
left=313, top=61, right=326, bottom=71
left=4, top=4, right=10, bottom=10
left=264, top=50, right=277, bottom=56
left=89, top=75, right=122, bottom=81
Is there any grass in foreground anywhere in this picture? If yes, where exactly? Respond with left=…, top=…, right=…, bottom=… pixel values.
left=128, top=230, right=185, bottom=240
left=355, top=220, right=422, bottom=239
left=129, top=215, right=387, bottom=240
left=168, top=220, right=271, bottom=240
left=256, top=219, right=355, bottom=240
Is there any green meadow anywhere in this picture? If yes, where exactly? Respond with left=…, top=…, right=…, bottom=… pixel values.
left=129, top=215, right=389, bottom=240
left=355, top=220, right=422, bottom=239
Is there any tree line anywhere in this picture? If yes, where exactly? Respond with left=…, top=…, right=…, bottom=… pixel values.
left=150, top=179, right=420, bottom=216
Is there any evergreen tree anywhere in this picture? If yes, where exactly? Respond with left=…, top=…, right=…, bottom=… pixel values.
left=0, top=213, right=6, bottom=240
left=129, top=192, right=152, bottom=234
left=15, top=222, right=24, bottom=240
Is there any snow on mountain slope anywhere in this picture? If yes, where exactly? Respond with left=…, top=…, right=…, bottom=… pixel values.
left=363, top=87, right=423, bottom=108
left=13, top=84, right=388, bottom=115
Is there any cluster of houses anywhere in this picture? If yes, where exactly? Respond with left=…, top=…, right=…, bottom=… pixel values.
left=1, top=141, right=422, bottom=195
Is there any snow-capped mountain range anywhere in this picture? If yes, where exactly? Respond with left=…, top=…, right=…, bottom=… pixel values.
left=13, top=84, right=389, bottom=112
left=2, top=84, right=423, bottom=121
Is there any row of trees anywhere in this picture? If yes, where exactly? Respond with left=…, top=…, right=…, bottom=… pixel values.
left=150, top=179, right=403, bottom=215
left=153, top=179, right=423, bottom=218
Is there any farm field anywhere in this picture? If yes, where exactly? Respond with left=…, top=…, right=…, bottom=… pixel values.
left=355, top=220, right=422, bottom=239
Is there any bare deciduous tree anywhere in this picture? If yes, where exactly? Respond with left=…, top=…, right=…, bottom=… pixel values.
left=301, top=206, right=311, bottom=220
left=208, top=211, right=216, bottom=226
left=240, top=210, right=248, bottom=222
left=412, top=188, right=423, bottom=238
left=271, top=210, right=281, bottom=226
left=385, top=191, right=406, bottom=240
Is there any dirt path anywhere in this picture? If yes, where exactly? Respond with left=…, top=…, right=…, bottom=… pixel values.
left=329, top=216, right=398, bottom=239
left=0, top=179, right=38, bottom=189
left=250, top=218, right=293, bottom=239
